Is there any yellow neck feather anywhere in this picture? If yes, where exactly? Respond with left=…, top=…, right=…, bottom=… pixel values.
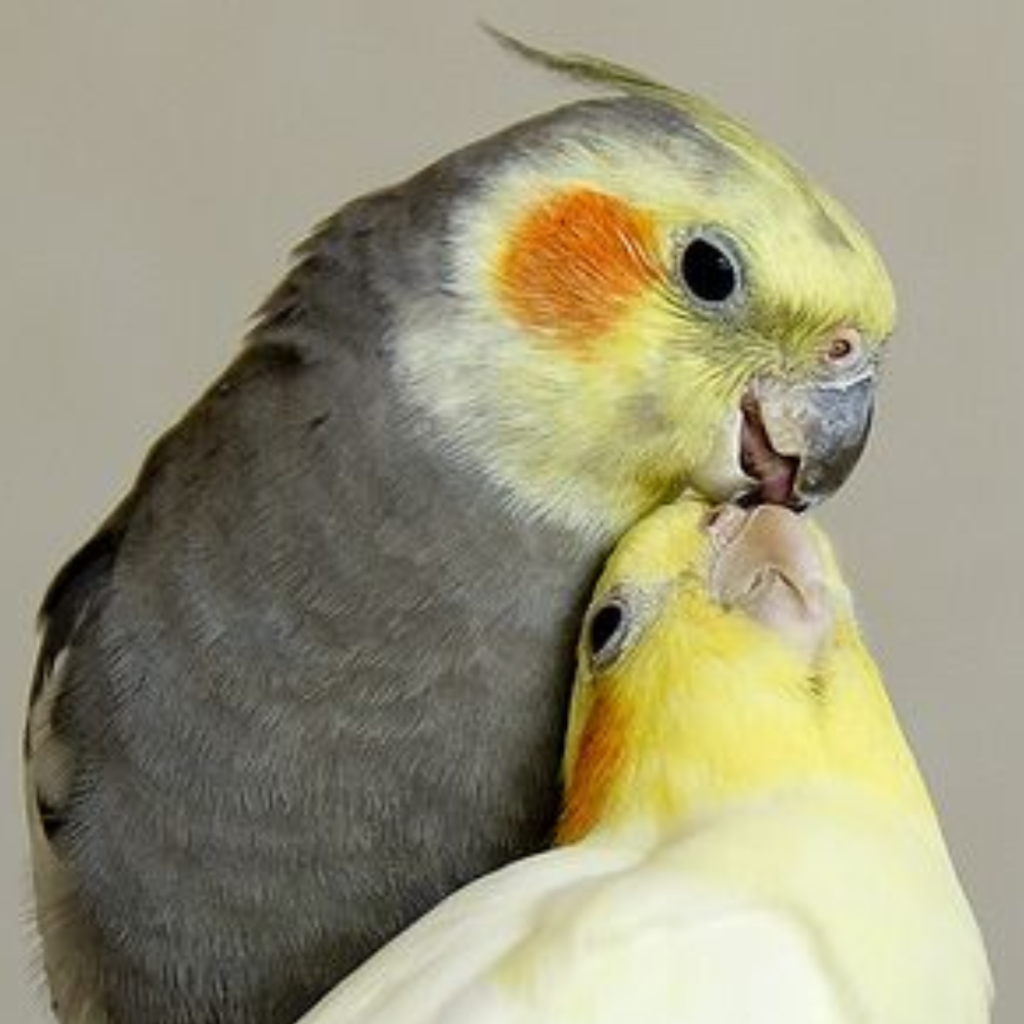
left=558, top=596, right=935, bottom=847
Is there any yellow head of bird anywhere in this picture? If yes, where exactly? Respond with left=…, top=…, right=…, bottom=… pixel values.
left=557, top=500, right=933, bottom=845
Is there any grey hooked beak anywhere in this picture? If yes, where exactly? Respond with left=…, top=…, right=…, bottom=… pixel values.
left=740, top=371, right=876, bottom=510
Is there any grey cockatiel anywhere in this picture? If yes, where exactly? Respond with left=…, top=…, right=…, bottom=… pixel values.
left=24, top=40, right=896, bottom=1024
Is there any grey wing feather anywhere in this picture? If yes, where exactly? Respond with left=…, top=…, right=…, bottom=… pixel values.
left=27, top=518, right=128, bottom=1023
left=21, top=112, right=624, bottom=1021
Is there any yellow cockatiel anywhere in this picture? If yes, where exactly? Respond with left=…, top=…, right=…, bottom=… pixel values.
left=298, top=501, right=991, bottom=1023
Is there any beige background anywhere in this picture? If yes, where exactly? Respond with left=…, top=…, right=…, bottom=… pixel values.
left=2, top=1, right=1020, bottom=1019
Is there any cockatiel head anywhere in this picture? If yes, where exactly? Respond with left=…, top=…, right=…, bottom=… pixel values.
left=393, top=36, right=894, bottom=539
left=556, top=498, right=932, bottom=843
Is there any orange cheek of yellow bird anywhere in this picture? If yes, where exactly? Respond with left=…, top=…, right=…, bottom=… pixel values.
left=557, top=690, right=630, bottom=844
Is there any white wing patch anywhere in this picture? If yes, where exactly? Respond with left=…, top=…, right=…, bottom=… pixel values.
left=26, top=647, right=111, bottom=1023
left=27, top=650, right=75, bottom=827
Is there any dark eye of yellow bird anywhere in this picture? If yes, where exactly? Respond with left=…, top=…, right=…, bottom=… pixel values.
left=588, top=600, right=629, bottom=668
left=679, top=234, right=741, bottom=306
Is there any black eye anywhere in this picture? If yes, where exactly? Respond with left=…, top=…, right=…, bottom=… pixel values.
left=679, top=233, right=742, bottom=306
left=588, top=599, right=630, bottom=668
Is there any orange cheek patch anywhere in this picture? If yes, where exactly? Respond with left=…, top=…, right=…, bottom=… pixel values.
left=497, top=189, right=660, bottom=348
left=557, top=691, right=629, bottom=844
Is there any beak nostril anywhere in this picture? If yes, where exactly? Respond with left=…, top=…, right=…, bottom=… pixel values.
left=828, top=337, right=853, bottom=361
left=824, top=327, right=862, bottom=365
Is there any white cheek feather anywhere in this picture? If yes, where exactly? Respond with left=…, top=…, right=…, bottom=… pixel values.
left=389, top=300, right=622, bottom=543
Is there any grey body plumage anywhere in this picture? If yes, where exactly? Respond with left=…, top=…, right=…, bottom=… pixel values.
left=26, top=108, right=634, bottom=1021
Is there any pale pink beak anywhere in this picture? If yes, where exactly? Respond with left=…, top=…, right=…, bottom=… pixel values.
left=708, top=505, right=833, bottom=660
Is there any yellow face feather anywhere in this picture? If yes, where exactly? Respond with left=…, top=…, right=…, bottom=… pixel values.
left=557, top=501, right=934, bottom=845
